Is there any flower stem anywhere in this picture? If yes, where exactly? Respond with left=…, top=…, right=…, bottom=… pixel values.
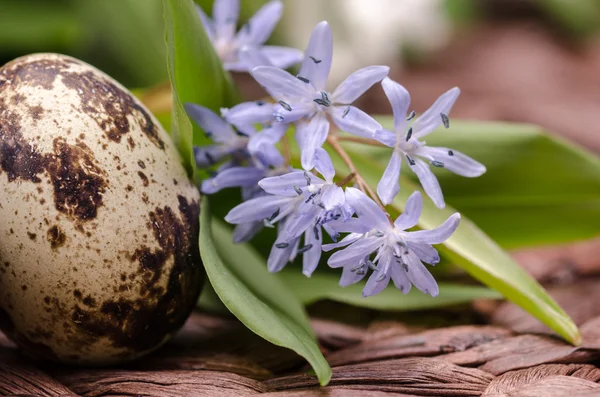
left=282, top=135, right=292, bottom=166
left=336, top=136, right=386, bottom=147
left=336, top=172, right=356, bottom=187
left=326, top=135, right=391, bottom=221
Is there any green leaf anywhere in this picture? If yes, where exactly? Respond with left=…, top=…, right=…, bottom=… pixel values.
left=336, top=141, right=581, bottom=344
left=279, top=271, right=502, bottom=311
left=366, top=119, right=600, bottom=249
left=199, top=197, right=332, bottom=386
left=163, top=0, right=239, bottom=178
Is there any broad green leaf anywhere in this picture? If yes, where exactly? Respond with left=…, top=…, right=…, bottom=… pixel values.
left=163, top=0, right=239, bottom=178
left=364, top=119, right=600, bottom=249
left=336, top=143, right=581, bottom=344
left=163, top=0, right=238, bottom=147
left=279, top=271, right=502, bottom=311
left=199, top=198, right=332, bottom=386
left=197, top=279, right=229, bottom=314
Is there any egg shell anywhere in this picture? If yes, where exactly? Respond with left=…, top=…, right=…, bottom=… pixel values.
left=0, top=53, right=204, bottom=364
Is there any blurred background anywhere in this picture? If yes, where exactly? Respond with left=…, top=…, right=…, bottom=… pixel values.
left=1, top=0, right=600, bottom=150
left=1, top=0, right=600, bottom=268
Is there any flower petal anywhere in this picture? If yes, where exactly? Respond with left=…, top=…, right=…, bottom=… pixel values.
left=322, top=232, right=362, bottom=252
left=224, top=101, right=275, bottom=126
left=194, top=145, right=232, bottom=168
left=377, top=150, right=402, bottom=205
left=296, top=113, right=330, bottom=170
left=363, top=271, right=391, bottom=297
left=196, top=5, right=215, bottom=43
left=238, top=0, right=282, bottom=45
left=250, top=123, right=287, bottom=147
left=201, top=166, right=265, bottom=194
left=254, top=144, right=284, bottom=168
left=327, top=218, right=372, bottom=234
left=273, top=101, right=314, bottom=123
left=390, top=264, right=411, bottom=294
left=344, top=187, right=389, bottom=230
left=381, top=77, right=411, bottom=134
left=339, top=264, right=367, bottom=286
left=407, top=157, right=445, bottom=209
left=281, top=200, right=321, bottom=241
left=417, top=146, right=486, bottom=178
left=248, top=125, right=287, bottom=167
left=228, top=46, right=272, bottom=71
left=225, top=195, right=293, bottom=224
left=363, top=251, right=392, bottom=297
left=373, top=129, right=396, bottom=147
left=251, top=66, right=312, bottom=101
left=320, top=184, right=345, bottom=211
left=330, top=105, right=382, bottom=139
left=268, top=236, right=298, bottom=272
left=212, top=0, right=239, bottom=41
left=185, top=103, right=237, bottom=143
left=298, top=21, right=332, bottom=91
left=406, top=213, right=461, bottom=245
left=328, top=236, right=383, bottom=269
left=233, top=221, right=263, bottom=243
left=313, top=147, right=335, bottom=182
left=302, top=227, right=322, bottom=277
left=412, top=87, right=460, bottom=139
left=407, top=242, right=440, bottom=265
left=404, top=251, right=439, bottom=296
left=393, top=191, right=423, bottom=230
left=332, top=65, right=389, bottom=104
left=259, top=171, right=323, bottom=196
left=260, top=46, right=304, bottom=69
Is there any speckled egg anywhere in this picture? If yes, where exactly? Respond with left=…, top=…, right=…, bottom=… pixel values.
left=0, top=53, right=204, bottom=364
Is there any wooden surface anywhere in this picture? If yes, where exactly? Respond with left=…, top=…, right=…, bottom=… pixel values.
left=2, top=276, right=600, bottom=396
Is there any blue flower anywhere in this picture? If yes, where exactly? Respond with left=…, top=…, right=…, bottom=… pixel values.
left=325, top=188, right=460, bottom=297
left=185, top=102, right=284, bottom=171
left=185, top=102, right=289, bottom=243
left=374, top=77, right=486, bottom=208
left=244, top=21, right=389, bottom=170
left=197, top=0, right=303, bottom=72
left=225, top=149, right=351, bottom=276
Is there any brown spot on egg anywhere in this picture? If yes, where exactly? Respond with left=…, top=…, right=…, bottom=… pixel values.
left=11, top=93, right=25, bottom=104
left=47, top=225, right=66, bottom=249
left=82, top=295, right=96, bottom=307
left=137, top=171, right=149, bottom=187
left=28, top=105, right=44, bottom=122
left=27, top=232, right=37, bottom=241
left=60, top=69, right=165, bottom=150
left=45, top=138, right=108, bottom=223
left=0, top=97, right=46, bottom=183
left=70, top=196, right=202, bottom=352
left=137, top=160, right=146, bottom=169
left=0, top=57, right=75, bottom=90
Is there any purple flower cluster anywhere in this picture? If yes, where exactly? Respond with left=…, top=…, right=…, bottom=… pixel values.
left=190, top=3, right=486, bottom=297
